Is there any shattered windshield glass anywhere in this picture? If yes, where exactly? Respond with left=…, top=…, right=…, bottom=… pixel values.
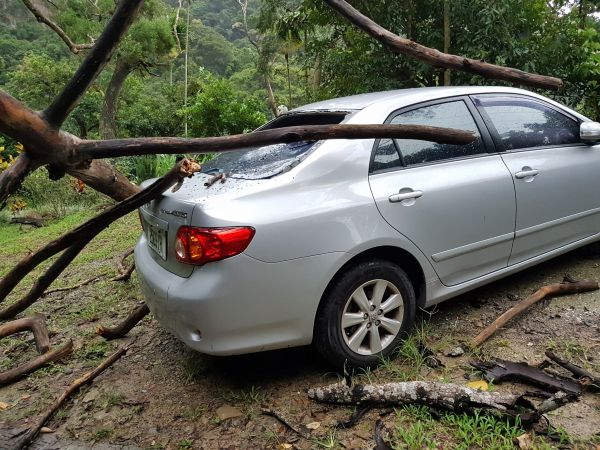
left=200, top=141, right=316, bottom=180
left=199, top=111, right=350, bottom=180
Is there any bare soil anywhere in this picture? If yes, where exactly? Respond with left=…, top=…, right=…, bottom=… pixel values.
left=0, top=215, right=599, bottom=449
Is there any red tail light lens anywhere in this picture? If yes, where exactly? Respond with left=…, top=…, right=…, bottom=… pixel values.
left=175, top=226, right=255, bottom=265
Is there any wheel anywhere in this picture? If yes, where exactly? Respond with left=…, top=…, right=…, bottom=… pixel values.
left=314, top=260, right=416, bottom=369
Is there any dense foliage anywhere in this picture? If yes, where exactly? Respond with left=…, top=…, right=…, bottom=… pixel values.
left=0, top=0, right=598, bottom=187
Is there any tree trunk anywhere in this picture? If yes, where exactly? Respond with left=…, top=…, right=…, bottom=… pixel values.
left=443, top=0, right=451, bottom=86
left=264, top=75, right=278, bottom=116
left=100, top=59, right=133, bottom=140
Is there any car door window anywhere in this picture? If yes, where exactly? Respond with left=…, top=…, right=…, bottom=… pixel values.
left=390, top=100, right=484, bottom=166
left=472, top=95, right=581, bottom=151
left=372, top=138, right=402, bottom=172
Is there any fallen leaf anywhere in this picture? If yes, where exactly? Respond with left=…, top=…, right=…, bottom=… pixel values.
left=516, top=433, right=532, bottom=449
left=40, top=427, right=54, bottom=433
left=0, top=401, right=11, bottom=410
left=467, top=380, right=489, bottom=391
left=216, top=405, right=243, bottom=421
left=305, top=421, right=320, bottom=430
left=20, top=394, right=31, bottom=400
left=278, top=444, right=293, bottom=450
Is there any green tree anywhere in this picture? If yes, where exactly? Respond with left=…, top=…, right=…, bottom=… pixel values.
left=187, top=73, right=267, bottom=137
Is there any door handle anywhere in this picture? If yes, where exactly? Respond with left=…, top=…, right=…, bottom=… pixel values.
left=515, top=168, right=539, bottom=179
left=389, top=190, right=423, bottom=203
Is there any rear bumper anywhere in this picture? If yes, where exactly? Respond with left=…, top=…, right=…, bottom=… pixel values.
left=134, top=235, right=348, bottom=355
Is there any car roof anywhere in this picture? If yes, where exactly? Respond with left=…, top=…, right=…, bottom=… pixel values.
left=291, top=86, right=555, bottom=113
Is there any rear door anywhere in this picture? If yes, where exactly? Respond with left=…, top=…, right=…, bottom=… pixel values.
left=369, top=97, right=516, bottom=286
left=472, top=94, right=600, bottom=265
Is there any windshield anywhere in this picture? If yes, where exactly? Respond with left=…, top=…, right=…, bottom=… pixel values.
left=200, top=111, right=349, bottom=180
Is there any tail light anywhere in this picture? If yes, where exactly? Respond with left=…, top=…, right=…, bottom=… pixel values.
left=175, top=226, right=255, bottom=265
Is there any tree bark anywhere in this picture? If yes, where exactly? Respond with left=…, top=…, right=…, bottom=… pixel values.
left=0, top=154, right=40, bottom=206
left=97, top=303, right=150, bottom=340
left=309, top=381, right=527, bottom=416
left=443, top=0, right=451, bottom=86
left=0, top=315, right=50, bottom=353
left=100, top=59, right=134, bottom=140
left=323, top=0, right=563, bottom=90
left=78, top=124, right=476, bottom=159
left=0, top=340, right=73, bottom=387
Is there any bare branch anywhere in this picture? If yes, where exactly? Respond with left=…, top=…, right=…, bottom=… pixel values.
left=77, top=124, right=476, bottom=159
left=44, top=0, right=146, bottom=127
left=0, top=340, right=73, bottom=387
left=0, top=154, right=40, bottom=207
left=97, top=303, right=150, bottom=340
left=323, top=0, right=563, bottom=90
left=21, top=0, right=94, bottom=54
left=0, top=314, right=50, bottom=353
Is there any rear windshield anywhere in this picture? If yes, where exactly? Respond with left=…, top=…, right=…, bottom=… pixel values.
left=200, top=112, right=349, bottom=180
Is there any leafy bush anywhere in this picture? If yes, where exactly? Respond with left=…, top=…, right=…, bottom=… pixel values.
left=19, top=168, right=102, bottom=218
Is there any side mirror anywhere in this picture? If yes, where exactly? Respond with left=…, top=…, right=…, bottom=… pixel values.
left=580, top=121, right=600, bottom=142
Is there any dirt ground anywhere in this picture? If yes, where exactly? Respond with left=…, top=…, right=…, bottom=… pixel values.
left=1, top=214, right=599, bottom=449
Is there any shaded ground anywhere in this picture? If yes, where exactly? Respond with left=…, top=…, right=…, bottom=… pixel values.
left=0, top=212, right=599, bottom=449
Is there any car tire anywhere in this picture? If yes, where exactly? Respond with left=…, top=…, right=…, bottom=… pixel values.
left=314, top=259, right=416, bottom=369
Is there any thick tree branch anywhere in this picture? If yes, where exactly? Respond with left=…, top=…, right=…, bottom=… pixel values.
left=0, top=159, right=200, bottom=318
left=0, top=154, right=40, bottom=207
left=77, top=124, right=476, bottom=159
left=0, top=340, right=73, bottom=386
left=323, top=0, right=563, bottom=91
left=0, top=91, right=76, bottom=162
left=21, top=0, right=94, bottom=54
left=0, top=314, right=50, bottom=353
left=44, top=0, right=145, bottom=127
left=97, top=303, right=150, bottom=340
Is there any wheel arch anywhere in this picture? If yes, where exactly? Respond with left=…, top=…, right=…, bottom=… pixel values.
left=314, top=246, right=426, bottom=335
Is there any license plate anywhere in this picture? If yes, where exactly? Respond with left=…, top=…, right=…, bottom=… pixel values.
left=146, top=221, right=167, bottom=260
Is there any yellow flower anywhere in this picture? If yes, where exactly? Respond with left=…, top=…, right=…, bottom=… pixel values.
left=15, top=143, right=24, bottom=152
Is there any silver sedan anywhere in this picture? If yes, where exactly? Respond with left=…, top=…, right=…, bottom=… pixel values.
left=135, top=86, right=600, bottom=368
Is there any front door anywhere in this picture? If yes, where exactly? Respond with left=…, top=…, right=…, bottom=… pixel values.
left=472, top=94, right=600, bottom=265
left=369, top=98, right=516, bottom=286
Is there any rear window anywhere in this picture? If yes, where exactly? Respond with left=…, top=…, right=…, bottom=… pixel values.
left=200, top=112, right=349, bottom=180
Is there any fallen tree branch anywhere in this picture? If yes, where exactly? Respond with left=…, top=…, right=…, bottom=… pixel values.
left=77, top=124, right=476, bottom=159
left=7, top=342, right=132, bottom=450
left=545, top=350, right=600, bottom=390
left=471, top=277, right=598, bottom=347
left=471, top=359, right=582, bottom=396
left=323, top=0, right=563, bottom=90
left=0, top=159, right=201, bottom=318
left=0, top=314, right=50, bottom=353
left=96, top=303, right=149, bottom=340
left=0, top=154, right=40, bottom=207
left=42, top=276, right=100, bottom=296
left=0, top=340, right=73, bottom=386
left=111, top=264, right=135, bottom=282
left=21, top=0, right=94, bottom=54
left=111, top=248, right=135, bottom=281
left=309, top=381, right=530, bottom=417
left=374, top=420, right=393, bottom=450
left=261, top=408, right=310, bottom=439
left=44, top=0, right=145, bottom=127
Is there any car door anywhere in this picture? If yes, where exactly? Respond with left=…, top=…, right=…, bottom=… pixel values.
left=368, top=97, right=516, bottom=286
left=472, top=94, right=600, bottom=265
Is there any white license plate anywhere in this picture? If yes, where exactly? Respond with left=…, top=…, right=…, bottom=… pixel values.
left=146, top=221, right=167, bottom=260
